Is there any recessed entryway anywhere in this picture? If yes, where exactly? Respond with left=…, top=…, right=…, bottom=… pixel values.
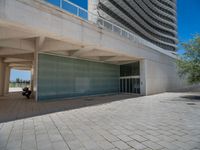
left=120, top=62, right=140, bottom=94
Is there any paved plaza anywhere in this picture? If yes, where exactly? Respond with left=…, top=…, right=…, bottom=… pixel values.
left=0, top=92, right=200, bottom=150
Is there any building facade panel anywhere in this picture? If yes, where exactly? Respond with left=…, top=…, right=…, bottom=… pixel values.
left=96, top=0, right=177, bottom=51
left=37, top=54, right=120, bottom=100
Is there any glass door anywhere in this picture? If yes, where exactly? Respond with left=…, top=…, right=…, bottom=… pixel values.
left=120, top=62, right=140, bottom=94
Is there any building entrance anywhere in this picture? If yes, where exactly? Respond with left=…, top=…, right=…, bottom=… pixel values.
left=120, top=62, right=140, bottom=94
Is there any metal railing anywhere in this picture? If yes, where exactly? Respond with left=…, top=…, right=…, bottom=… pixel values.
left=46, top=0, right=148, bottom=43
left=45, top=0, right=176, bottom=58
left=64, top=0, right=141, bottom=40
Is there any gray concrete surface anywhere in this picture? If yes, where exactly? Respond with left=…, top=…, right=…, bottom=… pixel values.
left=9, top=88, right=22, bottom=92
left=0, top=92, right=200, bottom=150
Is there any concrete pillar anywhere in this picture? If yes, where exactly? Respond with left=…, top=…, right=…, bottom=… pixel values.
left=32, top=37, right=44, bottom=101
left=31, top=36, right=45, bottom=101
left=0, top=58, right=6, bottom=96
left=140, top=59, right=147, bottom=96
left=30, top=65, right=34, bottom=92
left=4, top=65, right=10, bottom=95
left=31, top=50, right=38, bottom=101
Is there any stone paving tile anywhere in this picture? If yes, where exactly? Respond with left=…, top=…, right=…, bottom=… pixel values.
left=112, top=140, right=131, bottom=149
left=51, top=141, right=69, bottom=150
left=117, top=134, right=133, bottom=142
left=156, top=134, right=175, bottom=142
left=127, top=140, right=147, bottom=150
left=159, top=141, right=182, bottom=150
left=129, top=134, right=147, bottom=142
left=96, top=140, right=115, bottom=149
left=37, top=140, right=54, bottom=150
left=100, top=132, right=119, bottom=142
left=67, top=140, right=85, bottom=150
left=142, top=140, right=164, bottom=150
left=6, top=140, right=21, bottom=150
left=1, top=92, right=200, bottom=150
left=144, top=134, right=160, bottom=142
left=81, top=140, right=102, bottom=150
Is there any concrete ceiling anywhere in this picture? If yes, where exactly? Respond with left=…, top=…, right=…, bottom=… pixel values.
left=0, top=25, right=138, bottom=70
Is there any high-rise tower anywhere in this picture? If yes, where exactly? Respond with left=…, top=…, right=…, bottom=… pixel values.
left=94, top=0, right=177, bottom=51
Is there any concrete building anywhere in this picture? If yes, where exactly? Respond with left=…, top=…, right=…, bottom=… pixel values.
left=95, top=0, right=178, bottom=51
left=0, top=0, right=187, bottom=101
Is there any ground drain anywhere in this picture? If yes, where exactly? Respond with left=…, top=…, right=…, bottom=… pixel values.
left=187, top=103, right=196, bottom=105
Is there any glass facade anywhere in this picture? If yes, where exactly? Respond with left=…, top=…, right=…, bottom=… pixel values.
left=46, top=0, right=88, bottom=20
left=47, top=0, right=88, bottom=9
left=120, top=62, right=140, bottom=94
left=120, top=62, right=140, bottom=76
left=37, top=54, right=120, bottom=100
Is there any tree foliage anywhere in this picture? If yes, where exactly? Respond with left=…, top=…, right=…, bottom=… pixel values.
left=177, top=35, right=200, bottom=84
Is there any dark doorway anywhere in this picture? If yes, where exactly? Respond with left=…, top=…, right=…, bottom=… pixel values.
left=120, top=62, right=140, bottom=94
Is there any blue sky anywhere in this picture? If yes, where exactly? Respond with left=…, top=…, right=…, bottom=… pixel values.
left=10, top=0, right=200, bottom=81
left=10, top=69, right=31, bottom=81
left=177, top=0, right=200, bottom=54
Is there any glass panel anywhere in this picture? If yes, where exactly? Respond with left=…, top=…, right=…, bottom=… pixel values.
left=120, top=78, right=140, bottom=94
left=97, top=19, right=103, bottom=26
left=133, top=79, right=137, bottom=93
left=130, top=78, right=133, bottom=93
left=62, top=1, right=78, bottom=15
left=38, top=54, right=120, bottom=100
left=104, top=21, right=112, bottom=30
left=127, top=79, right=130, bottom=93
left=122, top=30, right=128, bottom=38
left=120, top=62, right=140, bottom=77
left=113, top=26, right=121, bottom=34
left=78, top=9, right=88, bottom=20
left=119, top=62, right=140, bottom=94
left=123, top=79, right=125, bottom=92
left=46, top=0, right=60, bottom=7
left=68, top=0, right=88, bottom=10
left=46, top=0, right=88, bottom=20
left=120, top=79, right=122, bottom=92
left=136, top=78, right=140, bottom=94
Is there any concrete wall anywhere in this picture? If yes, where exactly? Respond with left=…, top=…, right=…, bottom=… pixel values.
left=37, top=53, right=120, bottom=100
left=144, top=57, right=188, bottom=95
left=139, top=59, right=147, bottom=95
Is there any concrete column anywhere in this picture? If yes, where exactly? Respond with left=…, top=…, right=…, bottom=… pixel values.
left=31, top=50, right=38, bottom=101
left=32, top=37, right=45, bottom=101
left=30, top=65, right=34, bottom=92
left=140, top=59, right=147, bottom=96
left=0, top=58, right=6, bottom=96
left=4, top=65, right=10, bottom=95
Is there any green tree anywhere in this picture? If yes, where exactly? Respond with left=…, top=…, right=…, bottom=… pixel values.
left=16, top=78, right=20, bottom=83
left=177, top=35, right=200, bottom=84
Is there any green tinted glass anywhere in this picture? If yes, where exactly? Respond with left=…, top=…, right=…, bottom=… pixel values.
left=37, top=54, right=120, bottom=100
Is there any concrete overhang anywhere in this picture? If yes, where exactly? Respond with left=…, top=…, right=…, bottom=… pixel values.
left=0, top=0, right=177, bottom=67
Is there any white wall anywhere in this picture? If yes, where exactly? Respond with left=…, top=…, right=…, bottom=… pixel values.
left=144, top=56, right=188, bottom=95
left=140, top=59, right=147, bottom=95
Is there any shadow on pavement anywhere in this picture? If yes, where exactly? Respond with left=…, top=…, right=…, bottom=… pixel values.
left=0, top=92, right=140, bottom=123
left=181, top=95, right=200, bottom=101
